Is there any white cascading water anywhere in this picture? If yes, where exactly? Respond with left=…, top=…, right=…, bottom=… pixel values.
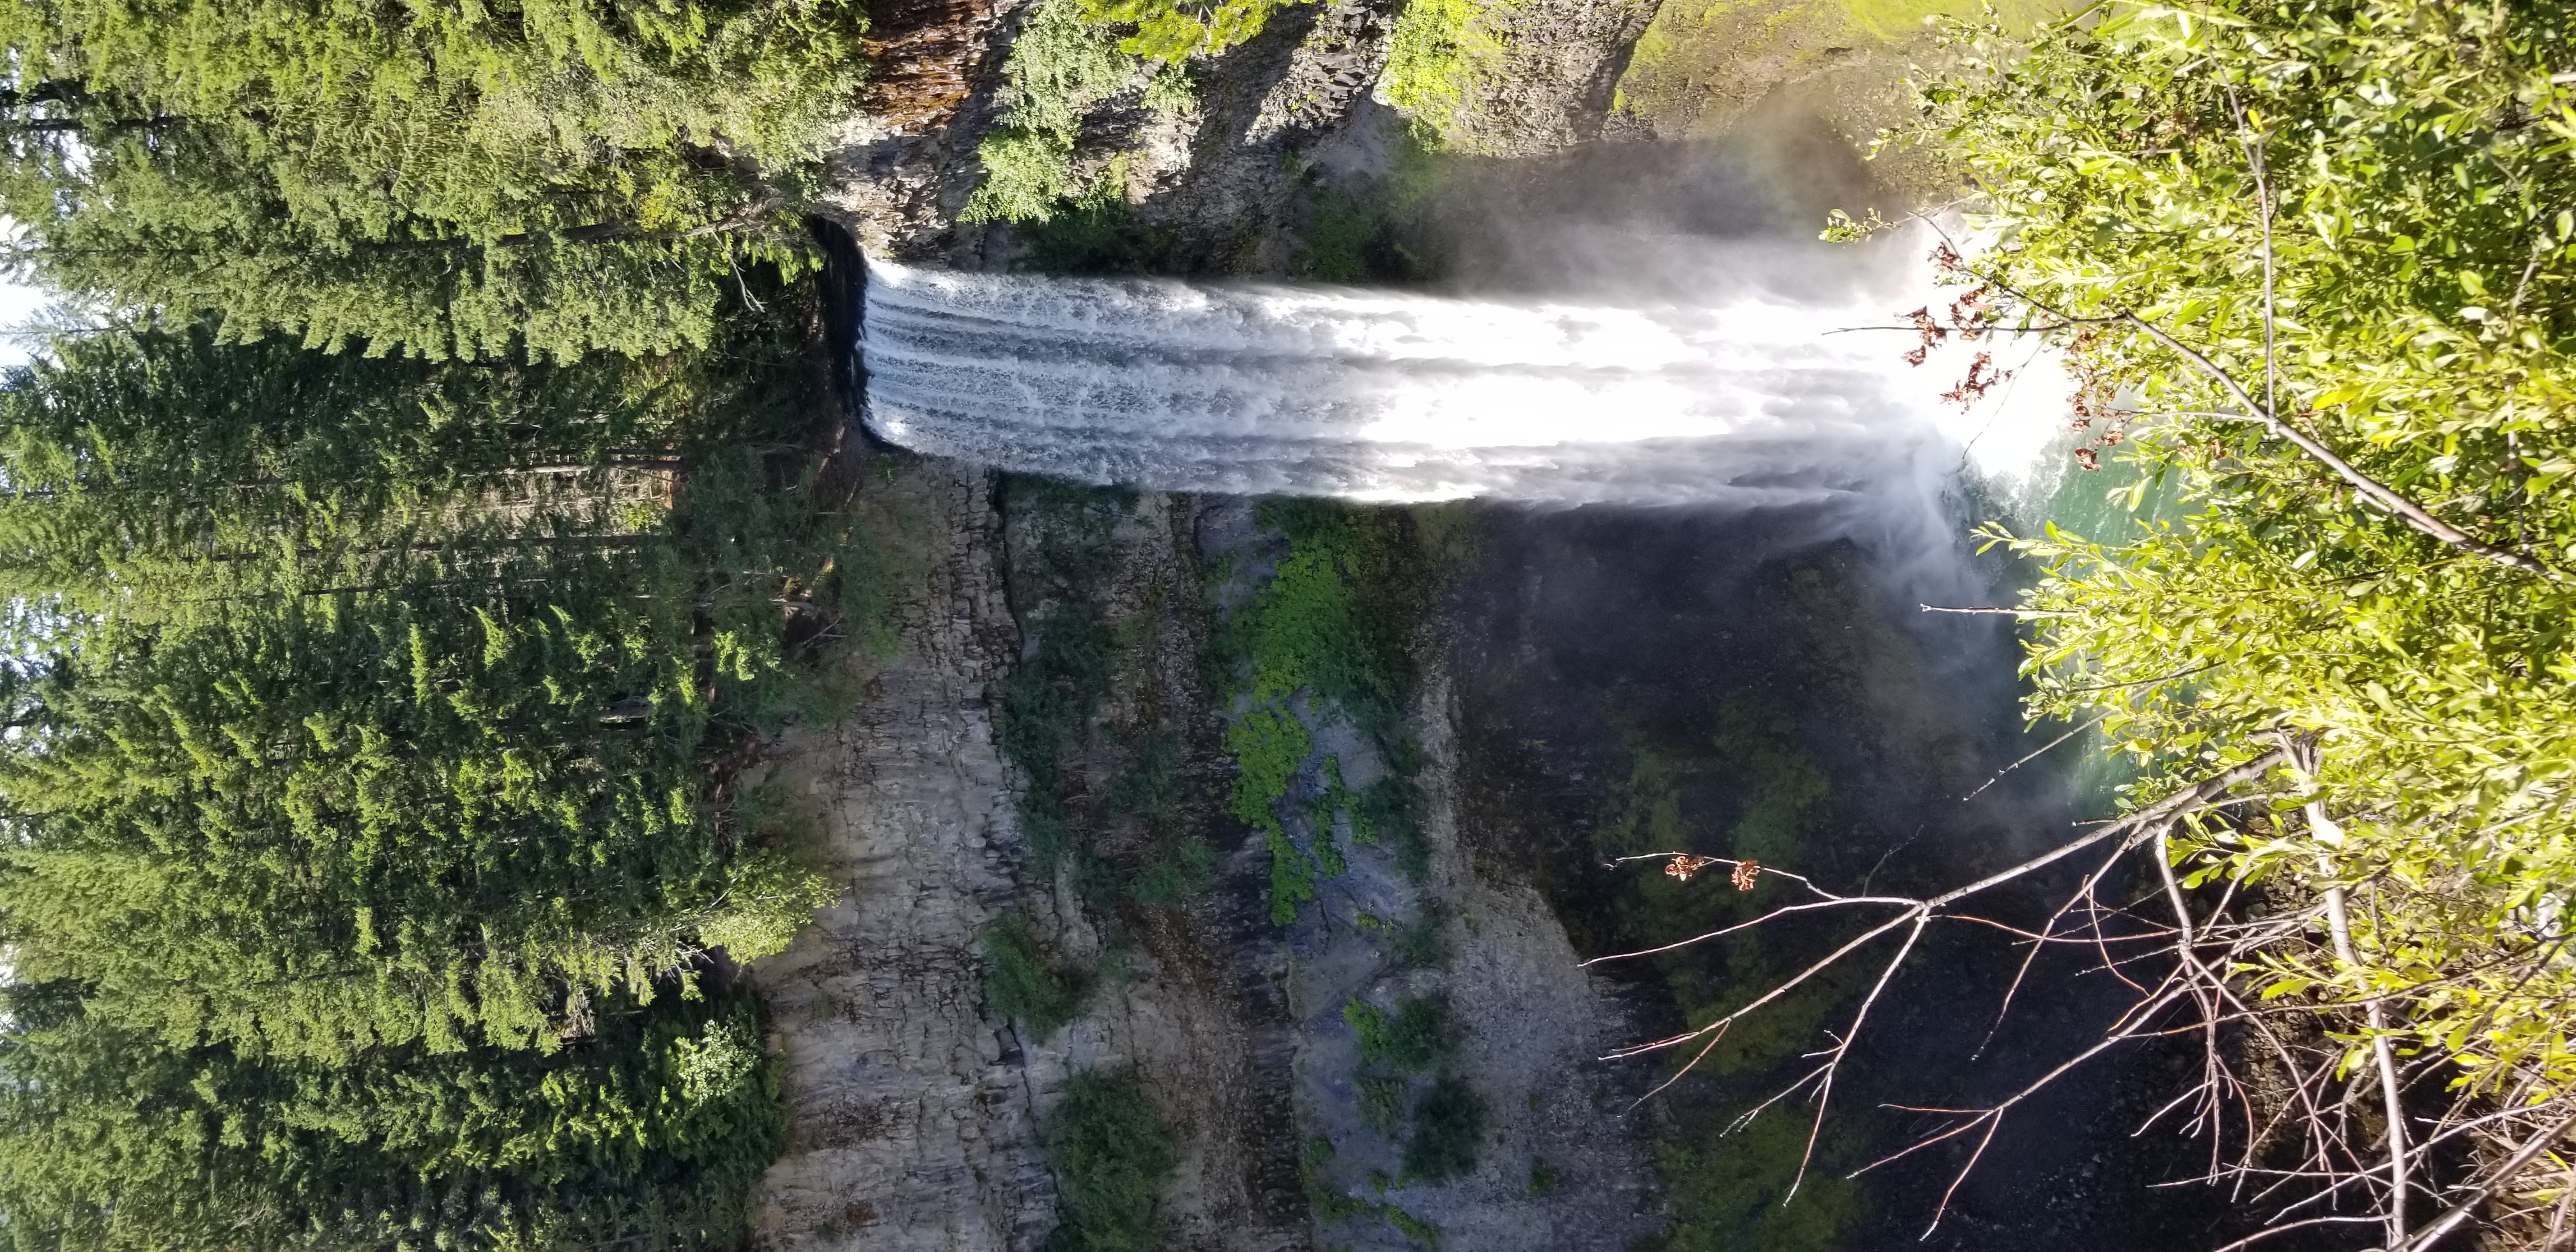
left=859, top=231, right=2069, bottom=507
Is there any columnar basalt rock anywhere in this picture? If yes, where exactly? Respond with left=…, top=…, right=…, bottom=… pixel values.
left=816, top=0, right=1035, bottom=256
left=1246, top=0, right=1407, bottom=143
left=814, top=0, right=1662, bottom=264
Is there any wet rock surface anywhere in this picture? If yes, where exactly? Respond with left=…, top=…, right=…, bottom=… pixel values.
left=1438, top=503, right=2319, bottom=1251
left=1246, top=0, right=1406, bottom=144
left=998, top=490, right=1313, bottom=1252
left=1433, top=0, right=1659, bottom=156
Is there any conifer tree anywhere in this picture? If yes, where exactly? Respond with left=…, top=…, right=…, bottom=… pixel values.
left=0, top=1, right=866, bottom=1237
left=0, top=981, right=783, bottom=1251
left=0, top=323, right=678, bottom=611
left=0, top=0, right=866, bottom=358
left=0, top=323, right=834, bottom=1060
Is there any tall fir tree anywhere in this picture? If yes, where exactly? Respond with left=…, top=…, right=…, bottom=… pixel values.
left=0, top=0, right=866, bottom=358
left=0, top=323, right=836, bottom=1060
left=0, top=980, right=785, bottom=1251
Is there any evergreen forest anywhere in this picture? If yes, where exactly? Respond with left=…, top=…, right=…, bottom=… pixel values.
left=0, top=3, right=884, bottom=1246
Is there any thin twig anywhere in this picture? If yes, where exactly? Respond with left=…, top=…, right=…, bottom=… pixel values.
left=2385, top=1109, right=2576, bottom=1252
left=1976, top=837, right=2136, bottom=1059
left=1786, top=915, right=1928, bottom=1202
left=2541, top=1165, right=2575, bottom=1250
left=2225, top=86, right=2281, bottom=424
left=2206, top=1214, right=2391, bottom=1252
left=2099, top=302, right=2549, bottom=577
left=1921, top=603, right=2067, bottom=616
left=2062, top=660, right=2220, bottom=694
left=1963, top=710, right=2112, bottom=800
left=1581, top=896, right=1917, bottom=969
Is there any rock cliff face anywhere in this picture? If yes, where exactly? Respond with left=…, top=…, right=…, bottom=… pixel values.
left=1286, top=671, right=1665, bottom=1252
left=760, top=2, right=1708, bottom=1244
left=993, top=489, right=1313, bottom=1252
left=747, top=452, right=1674, bottom=1251
left=742, top=471, right=1329, bottom=1252
left=1434, top=0, right=1660, bottom=156
left=747, top=461, right=1052, bottom=1252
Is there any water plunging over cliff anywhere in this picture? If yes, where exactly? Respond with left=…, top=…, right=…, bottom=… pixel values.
left=857, top=247, right=2066, bottom=506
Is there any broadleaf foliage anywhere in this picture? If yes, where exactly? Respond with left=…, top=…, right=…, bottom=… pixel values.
left=1917, top=0, right=2576, bottom=1139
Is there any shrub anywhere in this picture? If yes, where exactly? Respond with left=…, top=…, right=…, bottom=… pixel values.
left=1401, top=1076, right=1484, bottom=1185
left=998, top=597, right=1118, bottom=788
left=1018, top=175, right=1185, bottom=273
left=1223, top=501, right=1436, bottom=923
left=1045, top=1069, right=1181, bottom=1251
left=964, top=0, right=1140, bottom=224
left=1377, top=0, right=1486, bottom=135
left=1910, top=0, right=2576, bottom=1219
left=1390, top=908, right=1447, bottom=969
left=1528, top=1158, right=1557, bottom=1198
left=1358, top=1074, right=1410, bottom=1138
left=1344, top=995, right=1448, bottom=1074
left=1128, top=836, right=1215, bottom=907
left=981, top=914, right=1087, bottom=1039
left=1266, top=826, right=1321, bottom=925
left=966, top=128, right=1084, bottom=225
left=699, top=851, right=839, bottom=961
left=1078, top=0, right=1311, bottom=61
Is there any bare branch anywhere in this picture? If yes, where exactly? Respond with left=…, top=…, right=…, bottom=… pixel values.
left=2207, top=1214, right=2391, bottom=1252
left=1597, top=911, right=1922, bottom=1062
left=1855, top=977, right=2202, bottom=1237
left=1600, top=852, right=1831, bottom=897
left=1920, top=603, right=2067, bottom=616
left=2387, top=1109, right=2576, bottom=1252
left=1786, top=915, right=1928, bottom=1202
left=2104, top=307, right=2559, bottom=577
left=1976, top=836, right=2137, bottom=1058
left=1592, top=749, right=2296, bottom=1233
left=2062, top=660, right=2223, bottom=694
left=2224, top=86, right=2281, bottom=424
left=1963, top=710, right=2112, bottom=800
left=1928, top=750, right=2289, bottom=911
left=2286, top=737, right=2413, bottom=1246
left=1579, top=896, right=1917, bottom=970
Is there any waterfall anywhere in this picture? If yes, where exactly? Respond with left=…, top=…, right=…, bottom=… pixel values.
left=858, top=241, right=2068, bottom=507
